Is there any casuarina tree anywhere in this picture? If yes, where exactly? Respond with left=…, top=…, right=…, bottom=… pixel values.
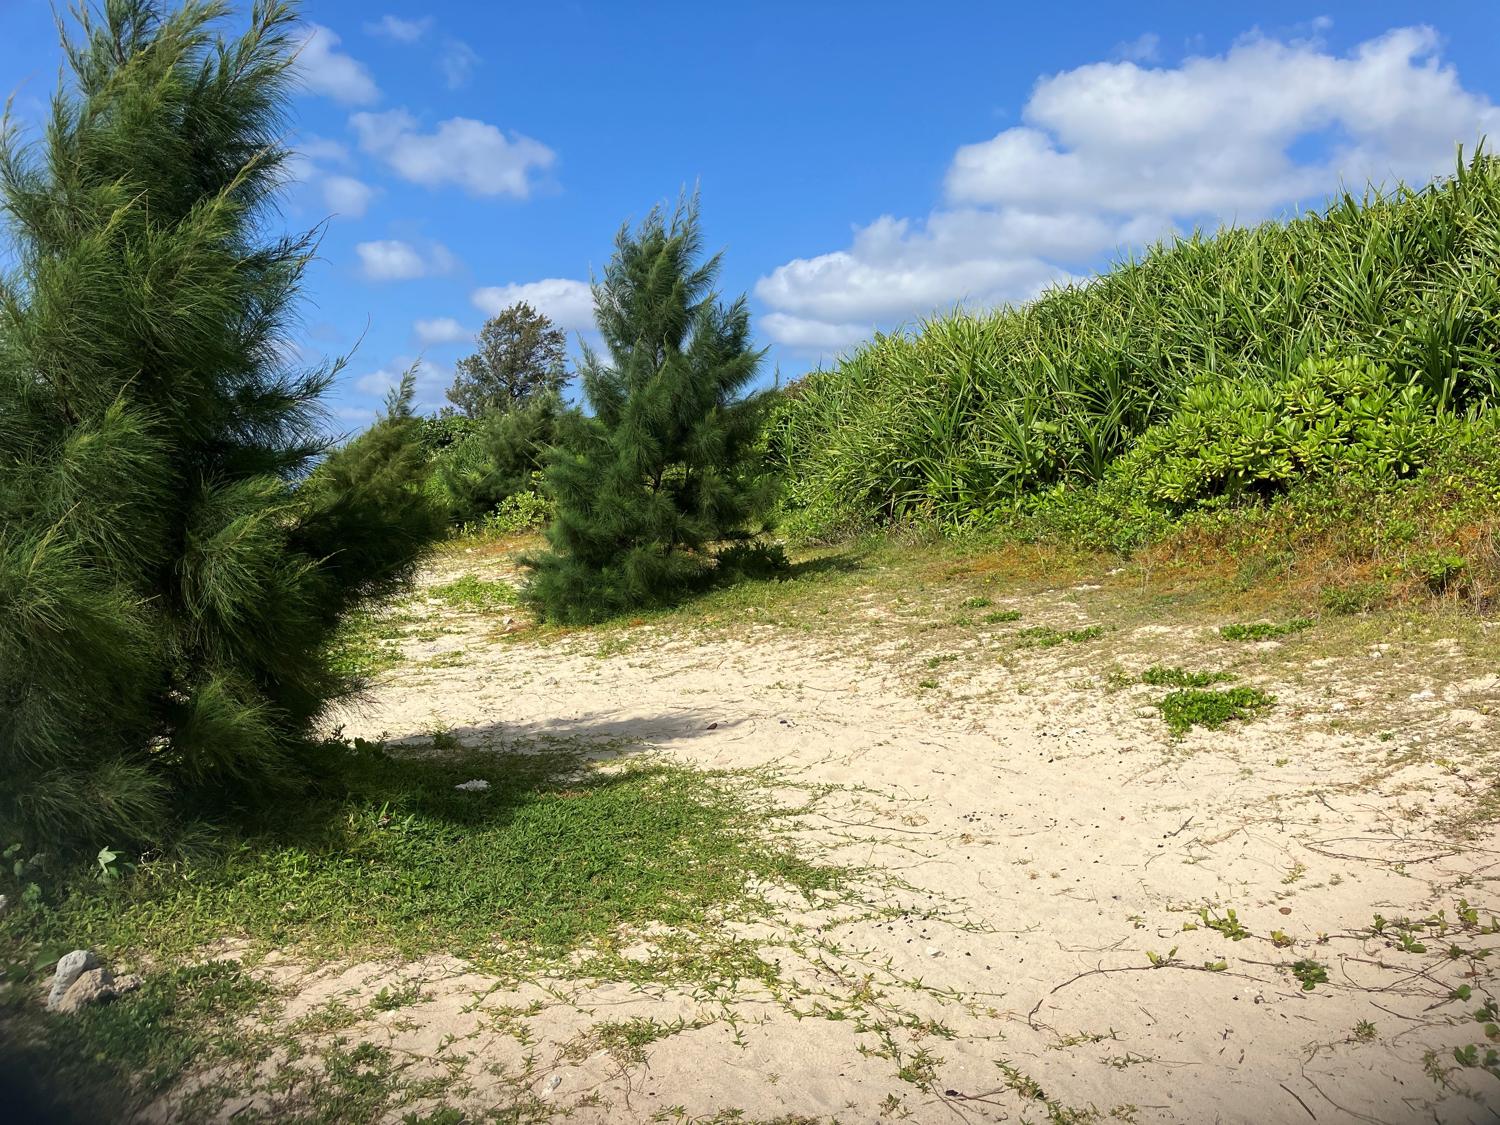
left=446, top=301, right=568, bottom=417
left=523, top=196, right=771, bottom=623
left=0, top=0, right=443, bottom=849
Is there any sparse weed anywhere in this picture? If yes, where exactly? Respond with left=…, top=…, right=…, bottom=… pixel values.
left=1219, top=619, right=1314, bottom=641
left=1140, top=665, right=1233, bottom=688
left=982, top=610, right=1023, bottom=624
left=1017, top=625, right=1105, bottom=648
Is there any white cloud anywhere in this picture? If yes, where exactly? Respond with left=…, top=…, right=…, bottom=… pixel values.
left=756, top=25, right=1499, bottom=350
left=355, top=366, right=403, bottom=396
left=322, top=175, right=376, bottom=217
left=759, top=313, right=871, bottom=352
left=472, top=278, right=594, bottom=331
left=947, top=27, right=1498, bottom=217
left=293, top=24, right=379, bottom=105
left=441, top=40, right=480, bottom=89
left=297, top=137, right=353, bottom=166
left=285, top=139, right=372, bottom=219
left=414, top=316, right=471, bottom=345
left=351, top=110, right=554, bottom=198
left=365, top=15, right=432, bottom=43
left=355, top=239, right=458, bottom=281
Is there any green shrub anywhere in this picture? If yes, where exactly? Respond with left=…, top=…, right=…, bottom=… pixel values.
left=1319, top=581, right=1389, bottom=615
left=431, top=392, right=571, bottom=526
left=1158, top=688, right=1275, bottom=734
left=1111, top=357, right=1441, bottom=512
left=1410, top=550, right=1468, bottom=593
left=493, top=488, right=552, bottom=533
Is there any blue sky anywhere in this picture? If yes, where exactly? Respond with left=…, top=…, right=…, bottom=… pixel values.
left=2, top=1, right=1498, bottom=432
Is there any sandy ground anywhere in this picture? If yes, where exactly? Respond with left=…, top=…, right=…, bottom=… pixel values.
left=237, top=549, right=1500, bottom=1124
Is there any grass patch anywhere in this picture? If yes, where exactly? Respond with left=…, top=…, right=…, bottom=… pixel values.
left=429, top=574, right=516, bottom=612
left=1, top=741, right=845, bottom=978
left=326, top=608, right=408, bottom=679
left=1140, top=665, right=1234, bottom=688
left=1016, top=624, right=1105, bottom=648
left=1320, top=581, right=1389, bottom=616
left=1219, top=618, right=1314, bottom=641
left=0, top=739, right=850, bottom=1118
left=1158, top=687, right=1275, bottom=735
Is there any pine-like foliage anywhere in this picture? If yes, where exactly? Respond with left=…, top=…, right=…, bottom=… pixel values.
left=433, top=390, right=570, bottom=525
left=524, top=198, right=769, bottom=622
left=0, top=1, right=442, bottom=849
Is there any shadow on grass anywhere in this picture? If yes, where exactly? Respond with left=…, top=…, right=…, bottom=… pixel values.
left=383, top=706, right=752, bottom=759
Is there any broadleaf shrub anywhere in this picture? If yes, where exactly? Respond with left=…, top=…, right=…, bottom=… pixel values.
left=1114, top=357, right=1442, bottom=511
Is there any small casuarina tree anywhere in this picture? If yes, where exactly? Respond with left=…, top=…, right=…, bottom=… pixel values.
left=0, top=0, right=443, bottom=849
left=446, top=301, right=568, bottom=417
left=523, top=196, right=770, bottom=623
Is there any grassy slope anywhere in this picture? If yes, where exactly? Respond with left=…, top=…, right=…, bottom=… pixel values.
left=770, top=153, right=1500, bottom=565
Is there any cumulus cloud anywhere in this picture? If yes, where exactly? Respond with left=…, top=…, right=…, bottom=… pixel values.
left=756, top=26, right=1499, bottom=351
left=472, top=278, right=595, bottom=332
left=947, top=27, right=1498, bottom=216
left=365, top=15, right=432, bottom=43
left=355, top=239, right=458, bottom=281
left=414, top=316, right=471, bottom=345
left=351, top=109, right=554, bottom=198
left=286, top=138, right=374, bottom=219
left=292, top=24, right=379, bottom=105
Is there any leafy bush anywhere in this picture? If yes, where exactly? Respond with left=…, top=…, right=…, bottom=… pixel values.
left=1111, top=357, right=1441, bottom=511
left=1411, top=550, right=1468, bottom=593
left=478, top=488, right=552, bottom=535
left=0, top=3, right=441, bottom=849
left=431, top=392, right=570, bottom=526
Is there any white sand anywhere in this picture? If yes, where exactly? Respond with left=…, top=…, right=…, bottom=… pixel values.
left=192, top=553, right=1500, bottom=1123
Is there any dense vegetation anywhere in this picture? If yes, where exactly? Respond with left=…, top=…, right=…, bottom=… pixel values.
left=0, top=1, right=442, bottom=851
left=769, top=153, right=1500, bottom=556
